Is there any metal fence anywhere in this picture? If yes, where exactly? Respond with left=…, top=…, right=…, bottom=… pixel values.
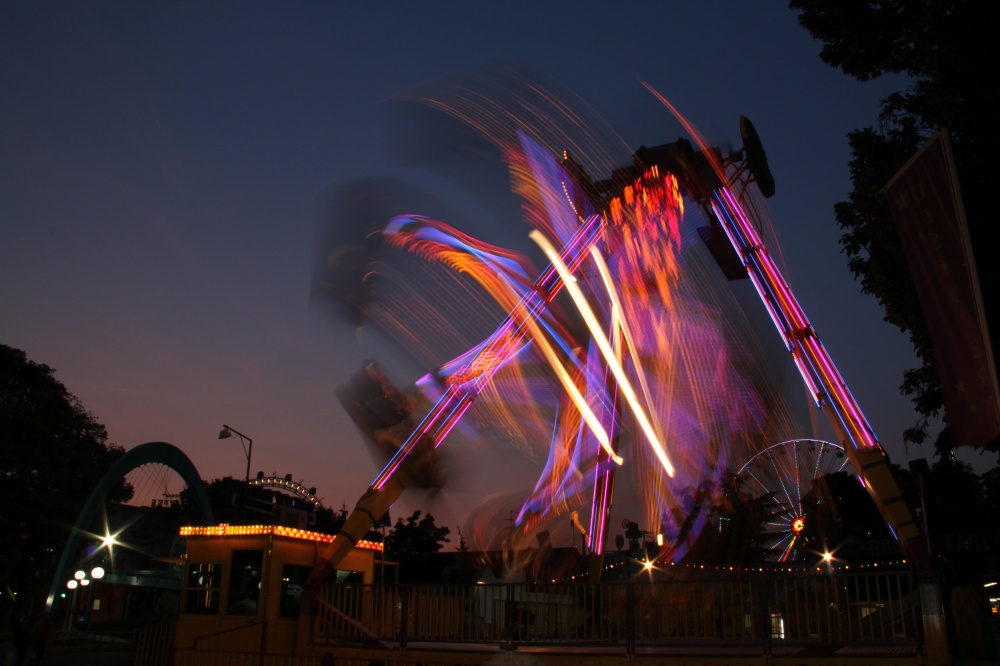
left=173, top=650, right=328, bottom=666
left=133, top=620, right=176, bottom=666
left=311, top=569, right=921, bottom=653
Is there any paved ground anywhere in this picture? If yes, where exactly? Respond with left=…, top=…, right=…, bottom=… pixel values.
left=32, top=649, right=132, bottom=665
left=25, top=648, right=1000, bottom=665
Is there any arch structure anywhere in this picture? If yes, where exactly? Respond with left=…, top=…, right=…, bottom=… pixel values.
left=45, top=441, right=214, bottom=611
left=249, top=475, right=323, bottom=509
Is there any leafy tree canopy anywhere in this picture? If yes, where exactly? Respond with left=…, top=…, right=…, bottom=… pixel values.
left=789, top=0, right=999, bottom=454
left=383, top=510, right=450, bottom=582
left=689, top=474, right=785, bottom=565
left=0, top=344, right=128, bottom=605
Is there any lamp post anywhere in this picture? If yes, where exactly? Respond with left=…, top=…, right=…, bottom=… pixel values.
left=86, top=566, right=104, bottom=632
left=73, top=570, right=90, bottom=632
left=219, top=425, right=253, bottom=522
left=65, top=579, right=79, bottom=631
left=618, top=525, right=637, bottom=655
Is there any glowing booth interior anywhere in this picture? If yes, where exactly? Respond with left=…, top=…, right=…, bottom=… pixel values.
left=174, top=524, right=385, bottom=655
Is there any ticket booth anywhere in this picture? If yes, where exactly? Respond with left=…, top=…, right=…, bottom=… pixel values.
left=174, top=524, right=383, bottom=654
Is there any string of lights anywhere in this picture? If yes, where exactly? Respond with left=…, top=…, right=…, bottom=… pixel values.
left=545, top=559, right=909, bottom=584
left=180, top=524, right=383, bottom=551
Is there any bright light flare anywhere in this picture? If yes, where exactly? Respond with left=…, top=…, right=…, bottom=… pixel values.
left=100, top=532, right=118, bottom=550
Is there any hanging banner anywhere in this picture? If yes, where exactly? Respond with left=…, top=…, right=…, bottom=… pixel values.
left=884, top=129, right=1000, bottom=447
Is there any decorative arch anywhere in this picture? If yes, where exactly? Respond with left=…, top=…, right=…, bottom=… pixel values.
left=46, top=442, right=214, bottom=610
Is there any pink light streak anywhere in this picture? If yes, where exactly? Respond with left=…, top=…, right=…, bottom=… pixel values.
left=711, top=186, right=880, bottom=454
left=373, top=214, right=606, bottom=491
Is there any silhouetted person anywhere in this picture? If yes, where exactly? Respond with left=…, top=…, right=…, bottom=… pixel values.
left=27, top=610, right=50, bottom=666
left=12, top=614, right=31, bottom=666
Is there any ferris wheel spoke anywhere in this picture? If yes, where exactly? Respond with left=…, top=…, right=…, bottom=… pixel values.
left=770, top=531, right=794, bottom=549
left=774, top=468, right=796, bottom=514
left=792, top=443, right=803, bottom=515
left=742, top=470, right=769, bottom=496
left=738, top=439, right=853, bottom=561
left=779, top=534, right=798, bottom=562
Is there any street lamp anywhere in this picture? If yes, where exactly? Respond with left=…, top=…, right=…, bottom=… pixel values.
left=87, top=566, right=104, bottom=632
left=65, top=579, right=79, bottom=631
left=219, top=425, right=253, bottom=522
left=65, top=566, right=105, bottom=632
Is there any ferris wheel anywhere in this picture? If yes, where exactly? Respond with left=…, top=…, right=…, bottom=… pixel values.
left=736, top=439, right=852, bottom=562
left=248, top=474, right=324, bottom=509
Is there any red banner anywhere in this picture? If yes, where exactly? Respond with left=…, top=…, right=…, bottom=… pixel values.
left=885, top=130, right=1000, bottom=447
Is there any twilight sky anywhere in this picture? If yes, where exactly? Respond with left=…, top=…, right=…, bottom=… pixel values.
left=3, top=2, right=990, bottom=539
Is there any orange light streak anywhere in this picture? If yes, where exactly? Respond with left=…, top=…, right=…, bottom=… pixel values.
left=531, top=230, right=673, bottom=476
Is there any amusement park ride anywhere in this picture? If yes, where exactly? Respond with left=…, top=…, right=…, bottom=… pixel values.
left=308, top=114, right=931, bottom=589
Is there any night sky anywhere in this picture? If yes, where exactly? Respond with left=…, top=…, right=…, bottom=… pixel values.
left=3, top=2, right=989, bottom=539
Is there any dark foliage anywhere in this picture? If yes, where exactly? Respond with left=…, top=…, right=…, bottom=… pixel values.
left=383, top=510, right=450, bottom=582
left=689, top=474, right=786, bottom=564
left=789, top=0, right=999, bottom=454
left=0, top=344, right=128, bottom=607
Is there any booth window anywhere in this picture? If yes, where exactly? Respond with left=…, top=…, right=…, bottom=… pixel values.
left=330, top=569, right=365, bottom=617
left=184, top=562, right=222, bottom=614
left=279, top=565, right=311, bottom=618
left=336, top=570, right=363, bottom=585
left=227, top=550, right=263, bottom=616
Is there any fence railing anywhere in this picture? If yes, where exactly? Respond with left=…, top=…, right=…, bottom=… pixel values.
left=133, top=619, right=176, bottom=666
left=311, top=569, right=921, bottom=654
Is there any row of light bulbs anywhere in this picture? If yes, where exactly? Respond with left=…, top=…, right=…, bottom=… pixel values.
left=179, top=524, right=384, bottom=551
left=546, top=559, right=910, bottom=584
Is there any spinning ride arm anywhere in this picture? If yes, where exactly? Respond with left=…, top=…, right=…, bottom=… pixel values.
left=708, top=185, right=931, bottom=574
left=308, top=214, right=607, bottom=585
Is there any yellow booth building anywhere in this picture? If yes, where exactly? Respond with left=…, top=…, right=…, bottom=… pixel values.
left=173, top=524, right=383, bottom=658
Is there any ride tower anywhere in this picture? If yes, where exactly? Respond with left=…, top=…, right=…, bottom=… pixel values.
left=308, top=117, right=931, bottom=592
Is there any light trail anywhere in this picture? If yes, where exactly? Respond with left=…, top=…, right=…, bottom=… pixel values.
left=372, top=213, right=606, bottom=490
left=531, top=230, right=673, bottom=476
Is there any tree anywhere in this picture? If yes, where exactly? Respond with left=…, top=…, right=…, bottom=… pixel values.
left=0, top=344, right=127, bottom=607
left=788, top=0, right=999, bottom=454
left=921, top=459, right=997, bottom=578
left=313, top=505, right=349, bottom=535
left=383, top=510, right=450, bottom=582
left=689, top=474, right=784, bottom=564
left=801, top=470, right=902, bottom=563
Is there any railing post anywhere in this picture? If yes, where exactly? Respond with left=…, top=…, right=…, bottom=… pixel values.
left=257, top=620, right=267, bottom=666
left=501, top=583, right=516, bottom=650
left=626, top=578, right=635, bottom=660
left=399, top=586, right=409, bottom=653
left=754, top=578, right=772, bottom=664
left=918, top=575, right=951, bottom=666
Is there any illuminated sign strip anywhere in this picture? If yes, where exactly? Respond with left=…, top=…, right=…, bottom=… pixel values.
left=179, top=525, right=383, bottom=551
